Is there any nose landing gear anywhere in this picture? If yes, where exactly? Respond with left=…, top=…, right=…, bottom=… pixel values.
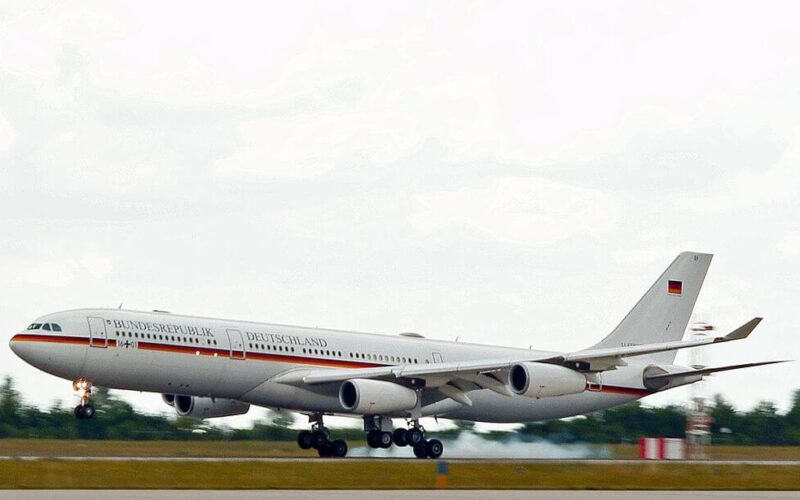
left=72, top=379, right=95, bottom=420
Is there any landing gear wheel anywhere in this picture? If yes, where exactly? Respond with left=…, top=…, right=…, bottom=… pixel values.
left=311, top=430, right=328, bottom=449
left=426, top=438, right=443, bottom=458
left=379, top=431, right=393, bottom=448
left=393, top=428, right=408, bottom=447
left=331, top=439, right=348, bottom=458
left=297, top=430, right=313, bottom=449
left=406, top=428, right=424, bottom=446
left=413, top=440, right=428, bottom=458
left=82, top=404, right=95, bottom=419
left=74, top=404, right=95, bottom=420
left=318, top=440, right=334, bottom=457
left=366, top=430, right=380, bottom=448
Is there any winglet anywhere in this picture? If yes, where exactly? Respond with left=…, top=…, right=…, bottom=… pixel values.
left=723, top=317, right=763, bottom=341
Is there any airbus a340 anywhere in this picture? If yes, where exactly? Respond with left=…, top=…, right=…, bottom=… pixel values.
left=9, top=252, right=782, bottom=458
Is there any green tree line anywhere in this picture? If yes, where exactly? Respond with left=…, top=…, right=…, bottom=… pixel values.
left=518, top=391, right=800, bottom=445
left=1, top=376, right=799, bottom=444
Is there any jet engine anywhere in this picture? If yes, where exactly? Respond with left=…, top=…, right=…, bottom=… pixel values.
left=161, top=394, right=176, bottom=406
left=172, top=395, right=250, bottom=419
left=339, top=379, right=418, bottom=414
left=508, top=362, right=587, bottom=398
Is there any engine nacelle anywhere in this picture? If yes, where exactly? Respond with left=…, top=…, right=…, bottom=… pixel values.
left=509, top=362, right=587, bottom=398
left=339, top=379, right=418, bottom=414
left=174, top=395, right=250, bottom=419
left=161, top=394, right=176, bottom=407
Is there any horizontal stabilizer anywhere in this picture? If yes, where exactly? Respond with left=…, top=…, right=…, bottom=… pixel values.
left=724, top=317, right=762, bottom=340
left=558, top=317, right=765, bottom=370
left=646, top=360, right=789, bottom=381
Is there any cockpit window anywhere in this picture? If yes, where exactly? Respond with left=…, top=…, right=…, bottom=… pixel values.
left=27, top=323, right=42, bottom=330
left=42, top=323, right=51, bottom=331
left=52, top=323, right=62, bottom=332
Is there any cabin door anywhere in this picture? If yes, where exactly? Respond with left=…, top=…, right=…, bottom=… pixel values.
left=226, top=329, right=246, bottom=360
left=87, top=317, right=107, bottom=348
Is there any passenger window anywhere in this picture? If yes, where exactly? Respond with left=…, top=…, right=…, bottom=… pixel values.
left=42, top=323, right=51, bottom=331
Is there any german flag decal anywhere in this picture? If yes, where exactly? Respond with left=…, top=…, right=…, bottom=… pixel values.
left=668, top=280, right=682, bottom=296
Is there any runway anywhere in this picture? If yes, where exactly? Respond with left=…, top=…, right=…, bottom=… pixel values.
left=0, top=491, right=796, bottom=500
left=2, top=458, right=797, bottom=490
left=3, top=456, right=800, bottom=465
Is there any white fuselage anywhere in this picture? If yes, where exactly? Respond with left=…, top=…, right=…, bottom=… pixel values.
left=10, top=308, right=657, bottom=423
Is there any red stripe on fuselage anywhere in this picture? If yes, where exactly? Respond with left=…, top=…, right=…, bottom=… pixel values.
left=11, top=333, right=382, bottom=369
left=11, top=333, right=116, bottom=347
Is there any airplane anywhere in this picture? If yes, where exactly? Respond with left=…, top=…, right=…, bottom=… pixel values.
left=8, top=252, right=784, bottom=458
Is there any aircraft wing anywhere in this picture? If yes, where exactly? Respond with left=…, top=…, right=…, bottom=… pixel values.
left=274, top=317, right=764, bottom=396
left=644, top=359, right=789, bottom=381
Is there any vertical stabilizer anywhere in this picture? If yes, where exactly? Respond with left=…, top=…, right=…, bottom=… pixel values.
left=591, top=252, right=713, bottom=364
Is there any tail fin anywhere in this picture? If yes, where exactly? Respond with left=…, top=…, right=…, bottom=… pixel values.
left=591, top=251, right=713, bottom=364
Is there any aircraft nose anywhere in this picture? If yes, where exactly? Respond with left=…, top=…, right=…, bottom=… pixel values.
left=9, top=334, right=23, bottom=358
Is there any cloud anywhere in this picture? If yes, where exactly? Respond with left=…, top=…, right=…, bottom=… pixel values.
left=1, top=0, right=800, bottom=418
left=0, top=249, right=114, bottom=288
left=0, top=111, right=14, bottom=154
left=410, top=175, right=620, bottom=246
left=777, top=231, right=800, bottom=256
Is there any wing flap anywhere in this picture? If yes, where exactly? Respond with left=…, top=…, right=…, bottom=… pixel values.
left=300, top=358, right=525, bottom=385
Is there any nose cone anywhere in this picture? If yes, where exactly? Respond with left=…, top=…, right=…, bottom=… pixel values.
left=8, top=333, right=57, bottom=374
left=9, top=335, right=21, bottom=356
left=9, top=334, right=28, bottom=361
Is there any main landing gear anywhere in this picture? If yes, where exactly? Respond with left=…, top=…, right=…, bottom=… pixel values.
left=365, top=417, right=443, bottom=459
left=72, top=379, right=95, bottom=420
left=296, top=414, right=348, bottom=458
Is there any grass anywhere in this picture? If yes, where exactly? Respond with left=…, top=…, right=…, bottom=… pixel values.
left=607, top=444, right=800, bottom=461
left=0, top=460, right=797, bottom=489
left=0, top=439, right=315, bottom=458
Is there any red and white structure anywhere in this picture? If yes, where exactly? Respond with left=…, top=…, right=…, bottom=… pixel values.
left=639, top=437, right=685, bottom=460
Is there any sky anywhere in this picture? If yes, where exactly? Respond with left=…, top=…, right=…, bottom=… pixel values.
left=1, top=0, right=799, bottom=430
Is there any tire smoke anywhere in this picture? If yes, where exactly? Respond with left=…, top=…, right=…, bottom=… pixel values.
left=348, top=431, right=611, bottom=459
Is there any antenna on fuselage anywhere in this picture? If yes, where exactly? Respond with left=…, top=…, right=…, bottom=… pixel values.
left=118, top=302, right=123, bottom=309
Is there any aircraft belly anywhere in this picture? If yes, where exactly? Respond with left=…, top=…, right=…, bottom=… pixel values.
left=14, top=341, right=86, bottom=381
left=212, top=359, right=287, bottom=398
left=240, top=378, right=341, bottom=412
left=86, top=344, right=153, bottom=390
left=146, top=350, right=226, bottom=395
